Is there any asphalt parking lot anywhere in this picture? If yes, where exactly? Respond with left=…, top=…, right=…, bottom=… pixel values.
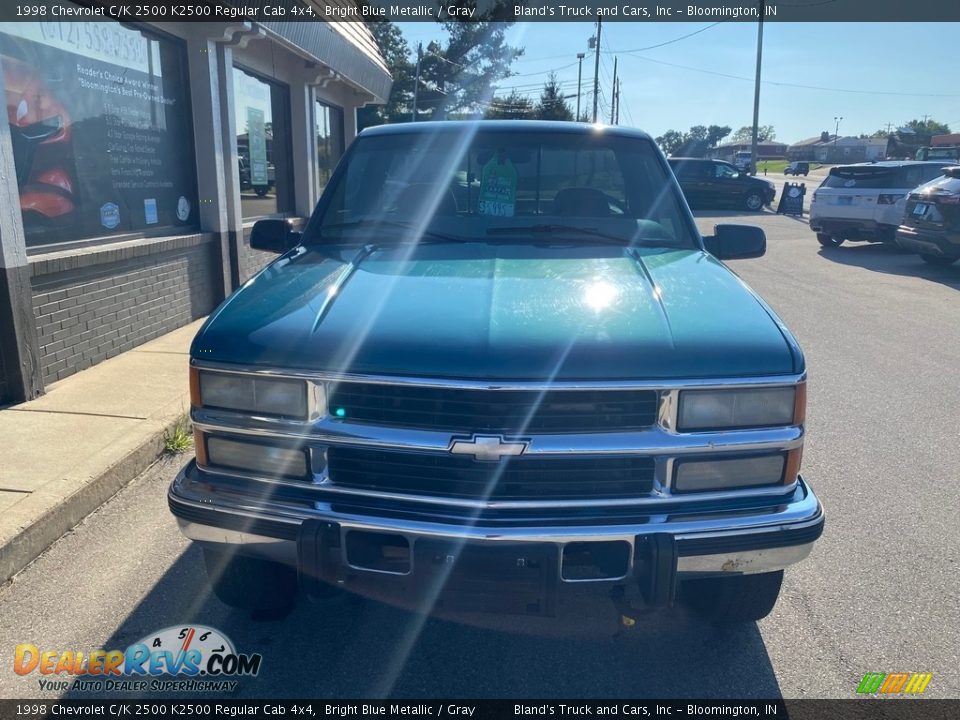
left=0, top=208, right=957, bottom=700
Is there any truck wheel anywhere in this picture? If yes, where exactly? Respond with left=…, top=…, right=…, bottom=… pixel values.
left=681, top=571, right=784, bottom=624
left=919, top=253, right=958, bottom=266
left=203, top=547, right=298, bottom=618
left=743, top=192, right=764, bottom=211
left=817, top=233, right=843, bottom=248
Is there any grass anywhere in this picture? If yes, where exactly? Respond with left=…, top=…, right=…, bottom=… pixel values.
left=756, top=160, right=824, bottom=174
left=163, top=414, right=193, bottom=454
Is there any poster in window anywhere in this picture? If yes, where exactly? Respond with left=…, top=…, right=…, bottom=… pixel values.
left=247, top=106, right=268, bottom=188
left=0, top=21, right=198, bottom=247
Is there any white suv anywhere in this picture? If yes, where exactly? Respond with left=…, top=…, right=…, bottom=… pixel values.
left=809, top=161, right=948, bottom=247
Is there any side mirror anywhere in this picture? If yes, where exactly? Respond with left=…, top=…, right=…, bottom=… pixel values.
left=703, top=224, right=766, bottom=260
left=250, top=218, right=301, bottom=254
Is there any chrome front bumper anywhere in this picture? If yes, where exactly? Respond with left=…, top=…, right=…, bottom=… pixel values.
left=169, top=460, right=824, bottom=580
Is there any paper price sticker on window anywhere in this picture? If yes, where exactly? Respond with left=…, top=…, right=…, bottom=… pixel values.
left=478, top=153, right=518, bottom=217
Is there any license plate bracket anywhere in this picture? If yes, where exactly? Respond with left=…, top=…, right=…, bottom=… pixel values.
left=415, top=540, right=559, bottom=616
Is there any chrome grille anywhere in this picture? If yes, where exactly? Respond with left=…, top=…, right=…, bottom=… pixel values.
left=326, top=383, right=659, bottom=434
left=327, top=447, right=656, bottom=501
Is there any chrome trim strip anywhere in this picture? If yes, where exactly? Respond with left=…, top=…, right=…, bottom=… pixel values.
left=177, top=519, right=814, bottom=577
left=195, top=456, right=798, bottom=510
left=192, top=412, right=804, bottom=456
left=189, top=359, right=805, bottom=392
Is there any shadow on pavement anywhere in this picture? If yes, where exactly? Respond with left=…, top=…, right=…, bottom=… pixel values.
left=817, top=242, right=960, bottom=291
left=77, top=547, right=783, bottom=699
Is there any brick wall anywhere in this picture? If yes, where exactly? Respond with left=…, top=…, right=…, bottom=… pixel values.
left=30, top=234, right=221, bottom=386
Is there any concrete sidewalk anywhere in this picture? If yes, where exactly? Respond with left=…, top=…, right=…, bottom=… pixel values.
left=0, top=319, right=202, bottom=584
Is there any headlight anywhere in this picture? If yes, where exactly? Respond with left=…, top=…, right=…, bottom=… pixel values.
left=205, top=436, right=309, bottom=480
left=677, top=386, right=801, bottom=431
left=674, top=454, right=786, bottom=493
left=193, top=369, right=313, bottom=419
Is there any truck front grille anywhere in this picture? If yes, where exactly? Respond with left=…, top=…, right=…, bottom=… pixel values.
left=326, top=383, right=659, bottom=434
left=327, top=447, right=656, bottom=501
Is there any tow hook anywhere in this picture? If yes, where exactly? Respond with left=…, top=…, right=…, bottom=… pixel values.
left=609, top=586, right=651, bottom=628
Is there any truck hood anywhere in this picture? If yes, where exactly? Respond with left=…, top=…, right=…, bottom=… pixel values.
left=192, top=243, right=800, bottom=380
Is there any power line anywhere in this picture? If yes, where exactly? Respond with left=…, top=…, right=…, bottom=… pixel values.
left=624, top=54, right=960, bottom=98
left=508, top=60, right=580, bottom=77
left=606, top=22, right=724, bottom=54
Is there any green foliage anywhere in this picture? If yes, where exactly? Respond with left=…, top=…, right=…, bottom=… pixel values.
left=416, top=4, right=524, bottom=120
left=536, top=72, right=573, bottom=122
left=163, top=414, right=193, bottom=454
left=730, top=124, right=776, bottom=143
left=357, top=22, right=416, bottom=129
left=484, top=90, right=534, bottom=119
left=707, top=125, right=732, bottom=146
left=655, top=129, right=687, bottom=155
left=656, top=125, right=732, bottom=156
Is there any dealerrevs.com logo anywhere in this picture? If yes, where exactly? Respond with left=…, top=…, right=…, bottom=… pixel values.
left=857, top=672, right=933, bottom=695
left=14, top=625, right=261, bottom=693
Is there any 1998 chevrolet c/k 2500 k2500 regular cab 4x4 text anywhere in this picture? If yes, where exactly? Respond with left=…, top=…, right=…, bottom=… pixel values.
left=169, top=121, right=823, bottom=625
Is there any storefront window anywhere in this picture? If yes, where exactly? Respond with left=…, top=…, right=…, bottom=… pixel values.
left=0, top=20, right=198, bottom=249
left=316, top=100, right=344, bottom=196
left=233, top=67, right=292, bottom=219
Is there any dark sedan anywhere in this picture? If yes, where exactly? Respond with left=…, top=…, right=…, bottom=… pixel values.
left=896, top=166, right=960, bottom=266
left=669, top=157, right=776, bottom=212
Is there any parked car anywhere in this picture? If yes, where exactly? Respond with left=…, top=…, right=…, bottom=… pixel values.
left=809, top=161, right=948, bottom=247
left=784, top=161, right=809, bottom=176
left=669, top=157, right=776, bottom=211
left=895, top=166, right=960, bottom=265
left=169, top=121, right=823, bottom=626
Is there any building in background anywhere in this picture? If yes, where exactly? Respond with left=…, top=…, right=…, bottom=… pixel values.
left=0, top=9, right=390, bottom=405
left=709, top=141, right=788, bottom=163
left=787, top=135, right=888, bottom=163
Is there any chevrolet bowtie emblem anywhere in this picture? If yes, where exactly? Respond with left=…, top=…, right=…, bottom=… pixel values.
left=448, top=435, right=529, bottom=462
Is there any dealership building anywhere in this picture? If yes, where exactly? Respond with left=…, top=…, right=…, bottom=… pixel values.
left=0, top=8, right=391, bottom=404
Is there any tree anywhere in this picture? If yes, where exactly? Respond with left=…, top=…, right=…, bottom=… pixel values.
left=357, top=22, right=416, bottom=129
left=536, top=72, right=573, bottom=121
left=417, top=5, right=524, bottom=120
left=730, top=125, right=776, bottom=143
left=656, top=125, right=731, bottom=157
left=706, top=125, right=732, bottom=147
left=484, top=90, right=534, bottom=120
left=656, top=130, right=687, bottom=156
left=901, top=118, right=951, bottom=146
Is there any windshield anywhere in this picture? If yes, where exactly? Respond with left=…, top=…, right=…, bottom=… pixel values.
left=821, top=164, right=945, bottom=190
left=312, top=129, right=697, bottom=248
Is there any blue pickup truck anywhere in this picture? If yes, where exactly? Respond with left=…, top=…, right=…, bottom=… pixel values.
left=169, top=121, right=823, bottom=624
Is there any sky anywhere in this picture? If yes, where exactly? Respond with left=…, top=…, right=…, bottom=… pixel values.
left=396, top=22, right=960, bottom=144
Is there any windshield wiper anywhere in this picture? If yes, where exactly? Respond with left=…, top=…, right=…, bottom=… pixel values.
left=486, top=224, right=675, bottom=247
left=318, top=219, right=467, bottom=244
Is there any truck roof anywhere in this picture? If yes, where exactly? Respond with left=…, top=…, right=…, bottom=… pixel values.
left=359, top=120, right=654, bottom=142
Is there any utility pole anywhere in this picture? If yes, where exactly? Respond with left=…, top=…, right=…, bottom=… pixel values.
left=615, top=79, right=621, bottom=125
left=749, top=0, right=764, bottom=175
left=411, top=43, right=422, bottom=122
left=576, top=53, right=585, bottom=121
left=592, top=18, right=602, bottom=123
left=609, top=57, right=617, bottom=125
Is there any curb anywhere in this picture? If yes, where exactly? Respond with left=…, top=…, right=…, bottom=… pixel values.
left=0, top=418, right=180, bottom=586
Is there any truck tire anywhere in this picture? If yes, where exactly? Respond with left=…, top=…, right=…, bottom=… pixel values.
left=743, top=191, right=765, bottom=211
left=816, top=233, right=843, bottom=248
left=919, top=253, right=958, bottom=266
left=681, top=570, right=784, bottom=624
left=203, top=547, right=298, bottom=618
